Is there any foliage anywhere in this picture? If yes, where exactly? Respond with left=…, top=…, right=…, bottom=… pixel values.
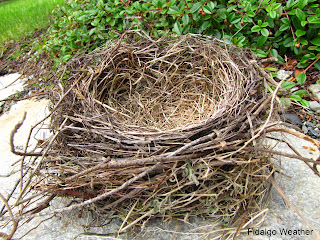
left=0, top=0, right=66, bottom=45
left=37, top=0, right=320, bottom=68
left=280, top=72, right=310, bottom=107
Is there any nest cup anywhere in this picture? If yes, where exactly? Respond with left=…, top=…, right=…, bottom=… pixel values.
left=89, top=36, right=239, bottom=130
left=40, top=32, right=274, bottom=232
left=76, top=34, right=260, bottom=131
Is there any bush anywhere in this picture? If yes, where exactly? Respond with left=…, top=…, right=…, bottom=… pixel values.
left=37, top=0, right=320, bottom=70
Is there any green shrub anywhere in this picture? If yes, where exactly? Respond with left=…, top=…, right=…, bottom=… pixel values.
left=37, top=0, right=320, bottom=70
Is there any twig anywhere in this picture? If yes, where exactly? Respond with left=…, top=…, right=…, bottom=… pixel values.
left=64, top=153, right=202, bottom=182
left=10, top=162, right=162, bottom=221
left=303, top=55, right=320, bottom=74
left=22, top=195, right=56, bottom=215
left=224, top=80, right=284, bottom=157
left=118, top=198, right=139, bottom=234
left=10, top=112, right=42, bottom=157
left=264, top=127, right=320, bottom=176
left=119, top=0, right=128, bottom=7
left=183, top=0, right=190, bottom=10
left=226, top=146, right=320, bottom=165
left=251, top=61, right=279, bottom=86
left=284, top=10, right=296, bottom=40
left=0, top=93, right=45, bottom=102
left=15, top=118, right=68, bottom=205
left=0, top=192, right=18, bottom=240
left=260, top=57, right=278, bottom=63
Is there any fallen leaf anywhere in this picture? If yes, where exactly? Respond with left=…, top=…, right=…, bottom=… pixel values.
left=294, top=69, right=304, bottom=78
left=285, top=59, right=298, bottom=71
left=286, top=77, right=296, bottom=82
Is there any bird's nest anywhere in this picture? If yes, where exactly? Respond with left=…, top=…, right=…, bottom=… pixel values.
left=21, top=32, right=286, bottom=237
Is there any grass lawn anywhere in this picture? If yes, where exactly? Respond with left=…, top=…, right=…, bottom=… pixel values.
left=0, top=0, right=66, bottom=44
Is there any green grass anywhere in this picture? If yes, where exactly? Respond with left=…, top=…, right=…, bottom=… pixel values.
left=0, top=0, right=66, bottom=45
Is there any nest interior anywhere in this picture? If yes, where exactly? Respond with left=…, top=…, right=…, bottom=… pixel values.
left=36, top=33, right=275, bottom=229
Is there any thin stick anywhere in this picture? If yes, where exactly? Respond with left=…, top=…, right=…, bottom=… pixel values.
left=224, top=80, right=284, bottom=157
left=10, top=112, right=42, bottom=157
left=7, top=162, right=162, bottom=221
left=118, top=198, right=139, bottom=234
left=15, top=118, right=68, bottom=205
left=303, top=55, right=320, bottom=74
left=0, top=192, right=18, bottom=239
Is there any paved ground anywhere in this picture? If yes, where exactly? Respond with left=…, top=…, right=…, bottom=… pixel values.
left=0, top=74, right=319, bottom=239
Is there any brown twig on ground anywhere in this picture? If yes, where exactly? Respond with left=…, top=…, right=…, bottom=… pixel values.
left=0, top=192, right=18, bottom=240
left=10, top=112, right=42, bottom=157
left=303, top=55, right=320, bottom=74
left=0, top=93, right=45, bottom=102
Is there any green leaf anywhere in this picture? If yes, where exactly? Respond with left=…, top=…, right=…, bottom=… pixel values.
left=295, top=29, right=306, bottom=38
left=89, top=28, right=96, bottom=36
left=300, top=39, right=308, bottom=45
left=310, top=19, right=320, bottom=24
left=192, top=13, right=201, bottom=21
left=300, top=99, right=309, bottom=107
left=314, top=61, right=320, bottom=71
left=301, top=53, right=316, bottom=63
left=296, top=9, right=306, bottom=22
left=272, top=3, right=282, bottom=10
left=207, top=1, right=216, bottom=11
left=217, top=9, right=227, bottom=19
left=181, top=14, right=189, bottom=25
left=281, top=18, right=291, bottom=25
left=203, top=5, right=213, bottom=14
left=289, top=94, right=303, bottom=102
left=266, top=17, right=274, bottom=28
left=255, top=49, right=268, bottom=58
left=266, top=67, right=278, bottom=71
left=190, top=2, right=202, bottom=14
left=279, top=25, right=290, bottom=31
left=247, top=11, right=255, bottom=17
left=270, top=11, right=276, bottom=19
left=301, top=21, right=308, bottom=27
left=286, top=0, right=298, bottom=9
left=311, top=38, right=320, bottom=46
left=257, top=35, right=268, bottom=46
left=167, top=6, right=180, bottom=15
left=297, top=0, right=308, bottom=9
left=62, top=55, right=71, bottom=62
left=294, top=46, right=302, bottom=55
left=231, top=17, right=241, bottom=24
left=173, top=22, right=182, bottom=35
left=282, top=81, right=296, bottom=89
left=251, top=25, right=261, bottom=32
left=283, top=37, right=294, bottom=47
left=261, top=28, right=269, bottom=37
left=292, top=89, right=308, bottom=96
left=200, top=21, right=212, bottom=32
left=296, top=73, right=306, bottom=85
left=277, top=55, right=285, bottom=64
